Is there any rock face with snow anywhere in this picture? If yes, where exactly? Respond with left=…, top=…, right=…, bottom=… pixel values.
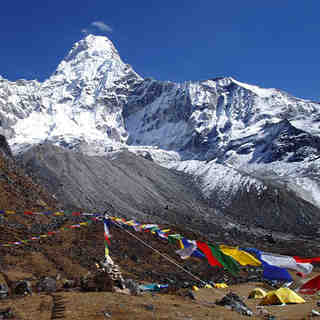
left=126, top=77, right=320, bottom=163
left=1, top=34, right=320, bottom=234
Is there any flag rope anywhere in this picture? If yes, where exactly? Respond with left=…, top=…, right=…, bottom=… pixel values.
left=111, top=219, right=207, bottom=285
left=0, top=217, right=98, bottom=246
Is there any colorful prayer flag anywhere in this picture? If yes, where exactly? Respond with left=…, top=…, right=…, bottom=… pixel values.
left=294, top=256, right=320, bottom=264
left=176, top=240, right=197, bottom=259
left=103, top=218, right=111, bottom=245
left=220, top=245, right=261, bottom=266
left=207, top=243, right=240, bottom=276
left=243, top=248, right=293, bottom=282
left=261, top=252, right=313, bottom=275
left=179, top=238, right=205, bottom=259
left=196, top=241, right=223, bottom=267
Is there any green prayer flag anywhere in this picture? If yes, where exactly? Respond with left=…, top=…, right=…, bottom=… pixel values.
left=208, top=243, right=240, bottom=276
left=167, top=234, right=183, bottom=243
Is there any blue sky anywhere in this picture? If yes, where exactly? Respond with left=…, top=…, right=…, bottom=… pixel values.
left=1, top=1, right=319, bottom=101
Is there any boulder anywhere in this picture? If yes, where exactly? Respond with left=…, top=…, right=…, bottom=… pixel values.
left=36, top=276, right=57, bottom=293
left=80, top=272, right=115, bottom=292
left=124, top=279, right=141, bottom=295
left=0, top=283, right=8, bottom=299
left=216, top=292, right=253, bottom=316
left=13, top=280, right=32, bottom=296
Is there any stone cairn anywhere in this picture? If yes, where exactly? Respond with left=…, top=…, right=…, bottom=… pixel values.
left=81, top=255, right=125, bottom=292
left=98, top=255, right=125, bottom=290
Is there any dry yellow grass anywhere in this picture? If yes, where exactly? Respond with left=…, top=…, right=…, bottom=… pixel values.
left=0, top=282, right=319, bottom=320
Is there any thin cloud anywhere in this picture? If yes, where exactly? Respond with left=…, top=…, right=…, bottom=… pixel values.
left=81, top=28, right=89, bottom=35
left=91, top=21, right=112, bottom=33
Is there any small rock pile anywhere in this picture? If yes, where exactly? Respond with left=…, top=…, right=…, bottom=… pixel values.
left=81, top=256, right=126, bottom=292
left=216, top=292, right=253, bottom=317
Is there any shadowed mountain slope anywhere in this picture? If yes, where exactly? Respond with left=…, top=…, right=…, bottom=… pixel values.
left=17, top=143, right=221, bottom=230
left=0, top=135, right=59, bottom=211
left=17, top=143, right=320, bottom=236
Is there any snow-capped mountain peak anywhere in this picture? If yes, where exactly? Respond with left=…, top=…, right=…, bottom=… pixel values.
left=0, top=35, right=143, bottom=153
left=51, top=34, right=141, bottom=86
left=64, top=34, right=119, bottom=62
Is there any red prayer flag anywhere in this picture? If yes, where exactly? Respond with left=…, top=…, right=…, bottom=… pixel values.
left=196, top=241, right=222, bottom=267
left=299, top=274, right=320, bottom=294
left=103, top=218, right=111, bottom=245
left=69, top=224, right=80, bottom=229
left=294, top=256, right=320, bottom=263
left=104, top=233, right=111, bottom=245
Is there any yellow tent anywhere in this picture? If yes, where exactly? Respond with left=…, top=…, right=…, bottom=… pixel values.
left=248, top=288, right=267, bottom=299
left=214, top=283, right=228, bottom=289
left=260, top=288, right=305, bottom=305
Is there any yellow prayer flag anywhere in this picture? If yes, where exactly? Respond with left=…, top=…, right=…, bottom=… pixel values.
left=220, top=245, right=261, bottom=266
left=54, top=212, right=64, bottom=216
left=5, top=210, right=15, bottom=214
